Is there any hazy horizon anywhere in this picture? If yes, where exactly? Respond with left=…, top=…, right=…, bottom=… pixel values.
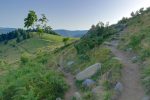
left=0, top=0, right=150, bottom=30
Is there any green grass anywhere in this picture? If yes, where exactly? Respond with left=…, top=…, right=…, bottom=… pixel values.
left=0, top=33, right=77, bottom=64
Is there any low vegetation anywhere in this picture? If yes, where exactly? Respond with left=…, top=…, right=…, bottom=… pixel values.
left=0, top=61, right=68, bottom=100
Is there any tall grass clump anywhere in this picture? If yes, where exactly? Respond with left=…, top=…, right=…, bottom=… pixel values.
left=0, top=62, right=68, bottom=100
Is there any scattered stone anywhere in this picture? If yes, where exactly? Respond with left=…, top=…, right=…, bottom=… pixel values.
left=126, top=48, right=132, bottom=52
left=82, top=79, right=95, bottom=88
left=72, top=92, right=82, bottom=100
left=142, top=96, right=150, bottom=100
left=131, top=56, right=139, bottom=63
left=104, top=42, right=112, bottom=46
left=56, top=97, right=61, bottom=100
left=114, top=82, right=123, bottom=92
left=112, top=57, right=122, bottom=61
left=67, top=61, right=74, bottom=66
left=92, top=86, right=104, bottom=99
left=76, top=63, right=101, bottom=80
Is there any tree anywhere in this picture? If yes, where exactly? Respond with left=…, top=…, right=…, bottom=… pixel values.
left=139, top=8, right=144, bottom=14
left=45, top=25, right=52, bottom=33
left=39, top=14, right=48, bottom=29
left=24, top=10, right=38, bottom=29
left=131, top=12, right=135, bottom=17
left=63, top=38, right=69, bottom=46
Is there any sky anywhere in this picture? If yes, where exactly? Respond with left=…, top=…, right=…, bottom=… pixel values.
left=0, top=0, right=150, bottom=30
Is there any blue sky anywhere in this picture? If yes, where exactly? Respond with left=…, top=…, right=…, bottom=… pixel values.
left=0, top=0, right=150, bottom=30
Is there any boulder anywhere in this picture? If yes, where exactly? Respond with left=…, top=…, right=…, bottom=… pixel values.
left=72, top=92, right=82, bottom=100
left=114, top=82, right=123, bottom=92
left=76, top=63, right=101, bottom=81
left=82, top=79, right=95, bottom=88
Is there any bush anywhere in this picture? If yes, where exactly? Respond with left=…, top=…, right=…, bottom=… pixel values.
left=20, top=53, right=31, bottom=64
left=75, top=22, right=116, bottom=54
left=0, top=62, right=68, bottom=100
left=103, top=91, right=112, bottom=100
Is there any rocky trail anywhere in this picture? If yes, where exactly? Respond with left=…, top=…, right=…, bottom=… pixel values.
left=108, top=40, right=145, bottom=100
left=58, top=56, right=78, bottom=100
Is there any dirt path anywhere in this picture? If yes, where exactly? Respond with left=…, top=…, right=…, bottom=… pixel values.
left=108, top=42, right=145, bottom=100
left=59, top=55, right=77, bottom=100
left=62, top=71, right=77, bottom=100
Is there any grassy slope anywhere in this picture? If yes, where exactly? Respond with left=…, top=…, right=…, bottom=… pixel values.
left=0, top=33, right=77, bottom=64
left=119, top=10, right=150, bottom=95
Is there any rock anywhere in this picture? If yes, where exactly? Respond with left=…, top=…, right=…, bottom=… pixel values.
left=112, top=82, right=123, bottom=100
left=82, top=79, right=95, bottom=88
left=76, top=63, right=101, bottom=81
left=112, top=57, right=122, bottom=61
left=72, top=92, right=82, bottom=100
left=92, top=86, right=104, bottom=99
left=114, top=82, right=123, bottom=92
left=142, top=96, right=150, bottom=100
left=131, top=56, right=139, bottom=63
left=67, top=61, right=74, bottom=66
left=126, top=48, right=132, bottom=52
left=56, top=97, right=61, bottom=100
left=104, top=42, right=112, bottom=46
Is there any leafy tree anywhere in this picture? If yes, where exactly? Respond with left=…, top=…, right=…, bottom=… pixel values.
left=131, top=12, right=135, bottom=17
left=45, top=25, right=52, bottom=33
left=39, top=14, right=48, bottom=28
left=139, top=8, right=144, bottom=14
left=24, top=10, right=38, bottom=29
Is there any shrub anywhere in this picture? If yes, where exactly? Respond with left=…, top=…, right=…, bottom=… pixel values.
left=20, top=53, right=32, bottom=64
left=0, top=62, right=68, bottom=100
left=103, top=91, right=112, bottom=100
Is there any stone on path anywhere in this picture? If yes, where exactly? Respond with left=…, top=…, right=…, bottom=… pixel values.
left=76, top=63, right=101, bottom=81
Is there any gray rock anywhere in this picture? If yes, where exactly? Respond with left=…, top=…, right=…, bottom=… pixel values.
left=114, top=82, right=123, bottom=92
left=142, top=96, right=150, bottom=100
left=104, top=42, right=112, bottom=46
left=73, top=92, right=82, bottom=100
left=56, top=97, right=61, bottom=100
left=92, top=86, right=104, bottom=99
left=126, top=48, right=132, bottom=52
left=131, top=56, right=139, bottom=63
left=82, top=79, right=95, bottom=88
left=112, top=57, right=122, bottom=61
left=76, top=63, right=101, bottom=81
left=67, top=61, right=74, bottom=66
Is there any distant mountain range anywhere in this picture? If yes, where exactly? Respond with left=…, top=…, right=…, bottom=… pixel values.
left=0, top=27, right=88, bottom=37
left=54, top=29, right=88, bottom=38
left=0, top=27, right=16, bottom=34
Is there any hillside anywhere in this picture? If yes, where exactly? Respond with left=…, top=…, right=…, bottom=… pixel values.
left=54, top=29, right=88, bottom=37
left=1, top=7, right=150, bottom=100
left=0, top=32, right=77, bottom=64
